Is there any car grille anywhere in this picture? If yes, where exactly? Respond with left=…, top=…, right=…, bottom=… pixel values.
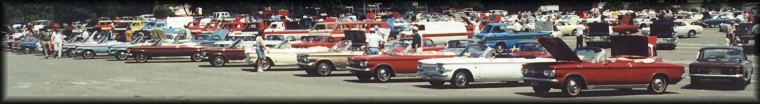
left=347, top=60, right=363, bottom=68
left=691, top=67, right=740, bottom=75
left=419, top=63, right=438, bottom=71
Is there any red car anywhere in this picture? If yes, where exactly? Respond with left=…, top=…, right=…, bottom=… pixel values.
left=346, top=41, right=455, bottom=82
left=185, top=21, right=204, bottom=35
left=521, top=36, right=684, bottom=96
left=127, top=39, right=216, bottom=63
left=508, top=40, right=552, bottom=58
left=611, top=14, right=639, bottom=35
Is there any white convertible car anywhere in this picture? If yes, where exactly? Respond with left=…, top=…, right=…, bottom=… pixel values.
left=555, top=20, right=585, bottom=36
left=418, top=45, right=556, bottom=88
left=244, top=40, right=350, bottom=70
left=640, top=20, right=703, bottom=38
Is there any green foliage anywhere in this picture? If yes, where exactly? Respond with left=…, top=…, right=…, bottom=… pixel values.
left=603, top=0, right=627, bottom=10
left=701, top=0, right=723, bottom=10
left=153, top=1, right=176, bottom=19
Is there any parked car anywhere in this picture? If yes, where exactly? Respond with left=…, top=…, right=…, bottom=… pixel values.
left=418, top=44, right=555, bottom=88
left=127, top=39, right=216, bottom=63
left=555, top=20, right=585, bottom=36
left=398, top=22, right=471, bottom=45
left=703, top=15, right=736, bottom=28
left=108, top=30, right=187, bottom=60
left=345, top=41, right=461, bottom=82
left=688, top=46, right=753, bottom=86
left=642, top=21, right=703, bottom=38
left=74, top=36, right=131, bottom=59
left=474, top=23, right=552, bottom=54
left=508, top=40, right=552, bottom=58
left=16, top=37, right=39, bottom=54
left=731, top=23, right=756, bottom=54
left=650, top=23, right=678, bottom=50
left=290, top=35, right=345, bottom=48
left=522, top=36, right=684, bottom=96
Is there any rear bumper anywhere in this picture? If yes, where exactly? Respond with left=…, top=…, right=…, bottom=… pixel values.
left=689, top=74, right=744, bottom=78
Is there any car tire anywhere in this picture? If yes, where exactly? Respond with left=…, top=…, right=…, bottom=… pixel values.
left=190, top=52, right=203, bottom=62
left=532, top=86, right=551, bottom=94
left=647, top=76, right=668, bottom=93
left=450, top=71, right=470, bottom=88
left=315, top=61, right=332, bottom=76
left=687, top=30, right=696, bottom=38
left=255, top=58, right=272, bottom=71
left=210, top=55, right=226, bottom=67
left=561, top=77, right=583, bottom=96
left=374, top=66, right=392, bottom=82
left=356, top=72, right=372, bottom=81
left=67, top=48, right=77, bottom=57
left=304, top=67, right=319, bottom=76
left=116, top=51, right=128, bottom=60
left=134, top=53, right=148, bottom=63
left=82, top=50, right=95, bottom=59
left=625, top=30, right=632, bottom=35
left=23, top=48, right=31, bottom=54
left=571, top=29, right=577, bottom=36
left=495, top=43, right=507, bottom=53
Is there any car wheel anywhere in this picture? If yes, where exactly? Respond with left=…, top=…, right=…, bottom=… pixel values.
left=82, top=50, right=95, bottom=59
left=134, top=53, right=148, bottom=63
left=450, top=71, right=470, bottom=88
left=495, top=43, right=507, bottom=53
left=190, top=52, right=203, bottom=62
left=374, top=66, right=392, bottom=82
left=687, top=30, right=696, bottom=38
left=255, top=58, right=272, bottom=71
left=647, top=76, right=668, bottom=93
left=690, top=77, right=701, bottom=85
left=625, top=30, right=632, bottom=35
left=23, top=48, right=31, bottom=54
left=116, top=51, right=128, bottom=60
left=67, top=48, right=76, bottom=57
left=429, top=81, right=445, bottom=87
left=561, top=77, right=582, bottom=96
left=210, top=55, right=226, bottom=67
left=316, top=61, right=332, bottom=76
left=304, top=66, right=319, bottom=76
left=532, top=86, right=551, bottom=94
left=356, top=72, right=371, bottom=81
left=571, top=29, right=577, bottom=36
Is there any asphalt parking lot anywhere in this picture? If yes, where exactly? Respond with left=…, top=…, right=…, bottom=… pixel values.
left=4, top=28, right=757, bottom=102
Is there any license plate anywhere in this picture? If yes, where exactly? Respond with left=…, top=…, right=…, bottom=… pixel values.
left=709, top=68, right=721, bottom=74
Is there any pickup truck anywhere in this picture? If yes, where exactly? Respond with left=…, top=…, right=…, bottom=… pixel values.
left=474, top=23, right=552, bottom=54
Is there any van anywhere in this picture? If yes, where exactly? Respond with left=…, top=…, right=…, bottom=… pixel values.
left=212, top=12, right=231, bottom=21
left=400, top=22, right=469, bottom=45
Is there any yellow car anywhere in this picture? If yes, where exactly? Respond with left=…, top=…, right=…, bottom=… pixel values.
left=130, top=20, right=144, bottom=30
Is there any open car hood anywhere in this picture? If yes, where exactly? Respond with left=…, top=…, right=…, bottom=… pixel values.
left=536, top=37, right=581, bottom=62
left=650, top=23, right=674, bottom=38
left=586, top=22, right=610, bottom=36
left=610, top=36, right=651, bottom=57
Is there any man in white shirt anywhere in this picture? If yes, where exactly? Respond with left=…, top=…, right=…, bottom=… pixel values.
left=512, top=21, right=523, bottom=32
left=52, top=29, right=64, bottom=58
left=365, top=28, right=384, bottom=55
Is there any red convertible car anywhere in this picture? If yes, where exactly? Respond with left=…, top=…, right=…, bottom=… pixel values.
left=521, top=36, right=684, bottom=96
left=127, top=39, right=216, bottom=63
left=346, top=41, right=458, bottom=82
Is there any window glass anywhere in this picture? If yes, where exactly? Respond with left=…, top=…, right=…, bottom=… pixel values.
left=494, top=26, right=506, bottom=33
left=575, top=49, right=603, bottom=62
left=480, top=25, right=493, bottom=33
left=700, top=49, right=744, bottom=61
left=424, top=40, right=434, bottom=46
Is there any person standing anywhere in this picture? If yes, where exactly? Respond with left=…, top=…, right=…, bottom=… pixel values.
left=576, top=22, right=586, bottom=48
left=39, top=27, right=52, bottom=59
left=125, top=28, right=133, bottom=42
left=725, top=21, right=736, bottom=45
left=411, top=26, right=423, bottom=54
left=365, top=28, right=384, bottom=55
left=52, top=28, right=64, bottom=58
left=255, top=31, right=270, bottom=72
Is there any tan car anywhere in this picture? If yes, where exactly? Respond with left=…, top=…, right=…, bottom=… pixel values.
left=297, top=43, right=367, bottom=76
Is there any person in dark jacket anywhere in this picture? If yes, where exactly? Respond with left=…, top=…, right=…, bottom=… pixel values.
left=411, top=26, right=422, bottom=53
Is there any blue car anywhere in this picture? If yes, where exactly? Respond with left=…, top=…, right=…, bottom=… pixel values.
left=474, top=23, right=551, bottom=54
left=17, top=38, right=39, bottom=54
left=703, top=15, right=736, bottom=28
left=186, top=29, right=229, bottom=46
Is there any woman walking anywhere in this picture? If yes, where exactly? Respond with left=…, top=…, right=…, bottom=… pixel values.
left=255, top=31, right=270, bottom=72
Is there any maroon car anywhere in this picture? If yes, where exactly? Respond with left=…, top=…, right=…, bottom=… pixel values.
left=521, top=36, right=684, bottom=96
left=127, top=39, right=215, bottom=63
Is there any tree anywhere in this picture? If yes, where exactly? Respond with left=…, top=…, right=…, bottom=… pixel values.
left=153, top=1, right=176, bottom=19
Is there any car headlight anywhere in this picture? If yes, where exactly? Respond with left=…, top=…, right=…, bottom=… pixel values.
left=417, top=62, right=422, bottom=71
left=543, top=69, right=555, bottom=78
left=437, top=64, right=445, bottom=73
left=522, top=67, right=528, bottom=75
left=359, top=61, right=367, bottom=67
left=300, top=56, right=309, bottom=62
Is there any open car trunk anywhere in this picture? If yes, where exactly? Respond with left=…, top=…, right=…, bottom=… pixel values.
left=650, top=23, right=675, bottom=38
left=610, top=36, right=651, bottom=57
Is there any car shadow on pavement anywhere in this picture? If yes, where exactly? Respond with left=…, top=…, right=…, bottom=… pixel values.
left=413, top=83, right=529, bottom=89
left=199, top=65, right=251, bottom=67
left=515, top=90, right=678, bottom=98
left=342, top=78, right=425, bottom=83
left=71, top=57, right=111, bottom=60
left=680, top=82, right=749, bottom=91
left=292, top=73, right=356, bottom=77
left=106, top=59, right=127, bottom=61
left=240, top=68, right=302, bottom=72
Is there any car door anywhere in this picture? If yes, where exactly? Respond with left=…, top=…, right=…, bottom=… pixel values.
left=578, top=62, right=632, bottom=85
left=674, top=22, right=688, bottom=36
left=556, top=22, right=571, bottom=34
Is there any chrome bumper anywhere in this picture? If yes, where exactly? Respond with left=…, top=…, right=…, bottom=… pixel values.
left=521, top=77, right=559, bottom=83
left=346, top=66, right=370, bottom=72
left=689, top=74, right=744, bottom=78
left=418, top=71, right=449, bottom=81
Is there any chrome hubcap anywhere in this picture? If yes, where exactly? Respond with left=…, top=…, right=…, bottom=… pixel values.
left=85, top=51, right=93, bottom=58
left=496, top=45, right=504, bottom=52
left=118, top=52, right=127, bottom=59
left=214, top=57, right=224, bottom=65
left=318, top=63, right=329, bottom=74
left=68, top=49, right=75, bottom=56
left=24, top=48, right=30, bottom=53
left=568, top=80, right=579, bottom=94
left=137, top=54, right=146, bottom=61
left=456, top=73, right=466, bottom=86
left=378, top=68, right=389, bottom=80
left=194, top=53, right=202, bottom=60
left=653, top=79, right=665, bottom=91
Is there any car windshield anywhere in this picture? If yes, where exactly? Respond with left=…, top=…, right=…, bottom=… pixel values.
left=480, top=25, right=493, bottom=33
left=194, top=35, right=209, bottom=40
left=229, top=38, right=242, bottom=48
left=575, top=48, right=603, bottom=62
left=130, top=37, right=143, bottom=44
left=311, top=24, right=335, bottom=30
left=457, top=45, right=489, bottom=58
left=700, top=48, right=744, bottom=62
left=330, top=40, right=349, bottom=51
left=384, top=43, right=409, bottom=54
left=446, top=40, right=471, bottom=48
left=266, top=35, right=284, bottom=40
